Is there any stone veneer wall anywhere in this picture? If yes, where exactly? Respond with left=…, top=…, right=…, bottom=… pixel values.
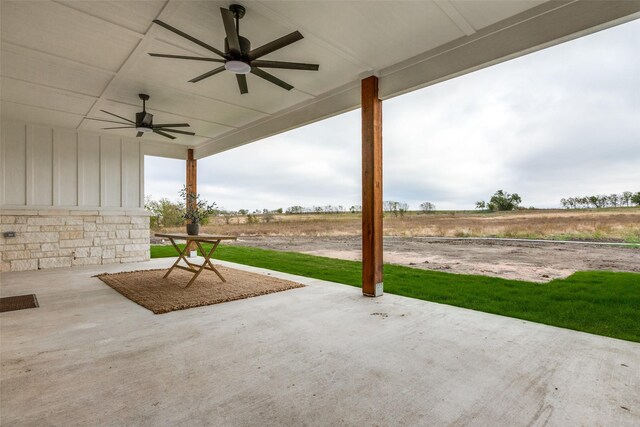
left=1, top=209, right=150, bottom=272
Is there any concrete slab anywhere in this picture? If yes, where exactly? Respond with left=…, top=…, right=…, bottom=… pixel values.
left=1, top=258, right=639, bottom=426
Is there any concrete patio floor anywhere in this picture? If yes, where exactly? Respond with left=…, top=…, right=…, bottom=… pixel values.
left=1, top=258, right=639, bottom=426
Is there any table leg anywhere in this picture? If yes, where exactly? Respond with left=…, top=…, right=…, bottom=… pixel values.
left=196, top=241, right=226, bottom=282
left=183, top=241, right=215, bottom=288
left=163, top=237, right=191, bottom=279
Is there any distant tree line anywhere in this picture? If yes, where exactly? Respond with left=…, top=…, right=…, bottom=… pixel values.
left=146, top=195, right=447, bottom=230
left=285, top=205, right=358, bottom=214
left=560, top=192, right=640, bottom=209
left=285, top=201, right=438, bottom=216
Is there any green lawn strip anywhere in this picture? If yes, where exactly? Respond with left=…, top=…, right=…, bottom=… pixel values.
left=151, top=244, right=640, bottom=342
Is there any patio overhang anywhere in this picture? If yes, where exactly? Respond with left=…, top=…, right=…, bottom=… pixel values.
left=2, top=1, right=638, bottom=160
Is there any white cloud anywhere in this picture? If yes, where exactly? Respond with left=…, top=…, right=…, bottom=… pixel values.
left=146, top=20, right=640, bottom=211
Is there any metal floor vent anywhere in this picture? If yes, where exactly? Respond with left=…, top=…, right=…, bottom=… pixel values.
left=0, top=294, right=39, bottom=313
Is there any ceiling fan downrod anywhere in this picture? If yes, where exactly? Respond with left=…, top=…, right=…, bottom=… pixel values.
left=229, top=4, right=245, bottom=34
left=139, top=93, right=149, bottom=112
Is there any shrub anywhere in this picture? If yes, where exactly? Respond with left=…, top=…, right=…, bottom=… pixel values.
left=477, top=190, right=522, bottom=211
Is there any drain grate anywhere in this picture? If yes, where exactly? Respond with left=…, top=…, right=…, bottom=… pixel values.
left=0, top=294, right=39, bottom=313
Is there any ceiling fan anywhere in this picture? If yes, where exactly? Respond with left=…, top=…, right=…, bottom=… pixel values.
left=149, top=4, right=319, bottom=94
left=83, top=94, right=196, bottom=140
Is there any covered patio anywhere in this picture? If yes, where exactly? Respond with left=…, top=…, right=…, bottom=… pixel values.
left=2, top=259, right=639, bottom=425
left=2, top=0, right=640, bottom=424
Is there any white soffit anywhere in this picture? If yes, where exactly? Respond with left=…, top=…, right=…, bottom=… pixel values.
left=1, top=0, right=639, bottom=159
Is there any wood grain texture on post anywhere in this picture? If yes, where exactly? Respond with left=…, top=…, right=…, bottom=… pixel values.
left=186, top=149, right=198, bottom=251
left=361, top=76, right=383, bottom=297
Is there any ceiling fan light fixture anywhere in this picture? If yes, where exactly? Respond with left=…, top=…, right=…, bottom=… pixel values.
left=135, top=126, right=153, bottom=133
left=224, top=60, right=251, bottom=74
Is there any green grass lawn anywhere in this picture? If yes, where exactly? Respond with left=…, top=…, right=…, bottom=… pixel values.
left=151, top=244, right=640, bottom=342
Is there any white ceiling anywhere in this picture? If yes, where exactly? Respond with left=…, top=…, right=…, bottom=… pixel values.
left=1, top=1, right=639, bottom=157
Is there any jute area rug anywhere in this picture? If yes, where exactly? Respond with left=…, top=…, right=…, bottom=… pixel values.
left=96, top=266, right=304, bottom=314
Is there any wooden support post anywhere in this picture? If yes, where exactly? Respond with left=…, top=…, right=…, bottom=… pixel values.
left=186, top=149, right=197, bottom=202
left=186, top=149, right=197, bottom=255
left=361, top=76, right=383, bottom=297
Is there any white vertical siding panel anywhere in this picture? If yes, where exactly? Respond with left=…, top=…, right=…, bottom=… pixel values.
left=122, top=138, right=140, bottom=208
left=1, top=122, right=27, bottom=205
left=120, top=139, right=126, bottom=208
left=78, top=132, right=100, bottom=207
left=139, top=143, right=145, bottom=208
left=25, top=125, right=33, bottom=205
left=30, top=125, right=54, bottom=206
left=2, top=121, right=149, bottom=210
left=100, top=135, right=121, bottom=207
left=53, top=129, right=78, bottom=206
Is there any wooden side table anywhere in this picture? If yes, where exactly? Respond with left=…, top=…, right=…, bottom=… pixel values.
left=155, top=233, right=237, bottom=288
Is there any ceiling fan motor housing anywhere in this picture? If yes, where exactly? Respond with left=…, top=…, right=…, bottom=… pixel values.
left=225, top=36, right=251, bottom=58
left=135, top=111, right=152, bottom=127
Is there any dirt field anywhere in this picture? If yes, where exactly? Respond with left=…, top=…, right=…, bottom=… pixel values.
left=225, top=236, right=640, bottom=282
left=197, top=208, right=640, bottom=242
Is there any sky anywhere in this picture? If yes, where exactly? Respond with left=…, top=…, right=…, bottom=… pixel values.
left=145, top=19, right=640, bottom=212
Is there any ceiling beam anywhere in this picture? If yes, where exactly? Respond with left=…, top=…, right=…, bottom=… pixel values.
left=249, top=2, right=376, bottom=74
left=142, top=139, right=189, bottom=159
left=0, top=41, right=117, bottom=79
left=379, top=0, right=640, bottom=100
left=0, top=76, right=100, bottom=102
left=434, top=0, right=476, bottom=36
left=50, top=0, right=146, bottom=40
left=1, top=99, right=86, bottom=118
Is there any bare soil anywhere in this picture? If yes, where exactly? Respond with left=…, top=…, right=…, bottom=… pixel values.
left=225, top=236, right=640, bottom=282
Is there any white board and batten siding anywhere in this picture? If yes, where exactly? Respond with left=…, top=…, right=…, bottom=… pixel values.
left=0, top=120, right=179, bottom=210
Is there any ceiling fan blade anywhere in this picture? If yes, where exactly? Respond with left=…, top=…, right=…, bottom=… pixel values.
left=83, top=117, right=131, bottom=125
left=154, top=123, right=191, bottom=128
left=251, top=60, right=319, bottom=71
left=153, top=20, right=226, bottom=58
left=236, top=74, right=248, bottom=94
left=101, top=126, right=136, bottom=130
left=251, top=67, right=294, bottom=91
left=142, top=112, right=153, bottom=125
left=136, top=131, right=144, bottom=138
left=153, top=129, right=176, bottom=140
left=189, top=66, right=226, bottom=83
left=148, top=53, right=224, bottom=62
left=249, top=31, right=303, bottom=60
left=220, top=8, right=241, bottom=55
left=100, top=110, right=134, bottom=124
left=158, top=128, right=196, bottom=136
